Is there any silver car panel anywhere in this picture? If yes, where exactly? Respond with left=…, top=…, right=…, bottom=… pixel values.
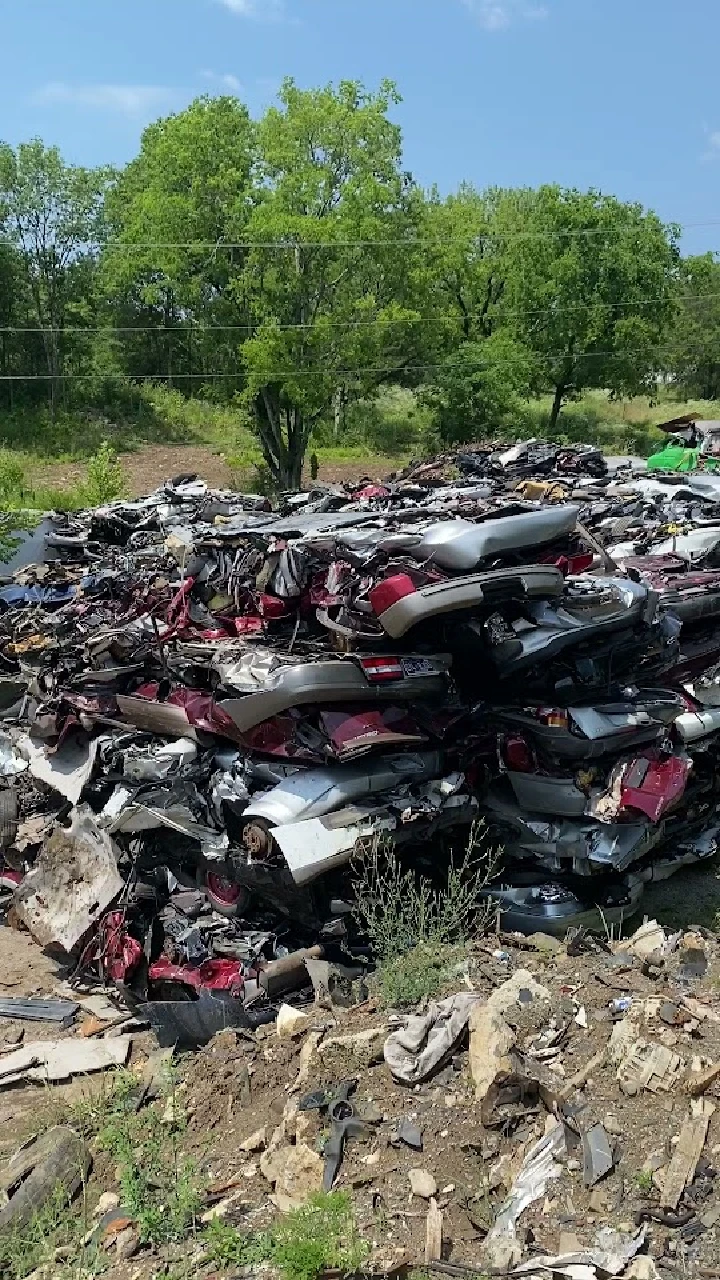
left=242, top=752, right=441, bottom=826
left=376, top=565, right=564, bottom=640
left=218, top=654, right=450, bottom=731
left=507, top=772, right=588, bottom=817
left=675, top=708, right=720, bottom=743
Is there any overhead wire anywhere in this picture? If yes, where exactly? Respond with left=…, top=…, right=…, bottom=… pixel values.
left=0, top=341, right=715, bottom=382
left=1, top=287, right=719, bottom=336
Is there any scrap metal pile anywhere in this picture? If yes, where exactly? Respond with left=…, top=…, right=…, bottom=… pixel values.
left=5, top=437, right=720, bottom=1034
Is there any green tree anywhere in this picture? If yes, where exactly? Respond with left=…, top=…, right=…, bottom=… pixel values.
left=102, top=96, right=255, bottom=390
left=422, top=185, right=506, bottom=345
left=496, top=186, right=679, bottom=431
left=668, top=253, right=720, bottom=400
left=0, top=140, right=113, bottom=412
left=236, top=78, right=427, bottom=488
left=421, top=331, right=533, bottom=444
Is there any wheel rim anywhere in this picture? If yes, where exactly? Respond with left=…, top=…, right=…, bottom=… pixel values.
left=206, top=871, right=243, bottom=906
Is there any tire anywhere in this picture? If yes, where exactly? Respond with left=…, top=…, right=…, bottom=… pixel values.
left=0, top=788, right=18, bottom=850
left=197, top=864, right=251, bottom=919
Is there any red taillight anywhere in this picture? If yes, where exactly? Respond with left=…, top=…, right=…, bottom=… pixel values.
left=503, top=735, right=534, bottom=772
left=360, top=656, right=404, bottom=682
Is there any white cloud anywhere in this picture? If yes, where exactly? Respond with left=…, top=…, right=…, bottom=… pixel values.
left=709, top=132, right=720, bottom=150
left=217, top=0, right=285, bottom=19
left=461, top=0, right=548, bottom=30
left=30, top=81, right=178, bottom=117
left=200, top=70, right=243, bottom=93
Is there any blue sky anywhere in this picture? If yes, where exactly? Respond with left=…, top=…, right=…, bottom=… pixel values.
left=2, top=0, right=720, bottom=254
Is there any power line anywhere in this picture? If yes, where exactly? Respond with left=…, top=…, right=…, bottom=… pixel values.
left=0, top=342, right=711, bottom=382
left=1, top=285, right=717, bottom=337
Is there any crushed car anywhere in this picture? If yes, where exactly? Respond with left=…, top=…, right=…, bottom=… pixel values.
left=4, top=442, right=720, bottom=1030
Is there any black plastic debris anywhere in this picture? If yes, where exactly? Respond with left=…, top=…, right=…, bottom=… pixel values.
left=0, top=997, right=78, bottom=1023
left=393, top=1118, right=423, bottom=1151
left=138, top=991, right=275, bottom=1049
left=582, top=1123, right=616, bottom=1187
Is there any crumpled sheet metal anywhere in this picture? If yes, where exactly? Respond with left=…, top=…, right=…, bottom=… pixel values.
left=384, top=992, right=481, bottom=1084
left=486, top=1119, right=567, bottom=1247
left=506, top=1227, right=646, bottom=1278
left=14, top=805, right=123, bottom=953
left=18, top=734, right=107, bottom=805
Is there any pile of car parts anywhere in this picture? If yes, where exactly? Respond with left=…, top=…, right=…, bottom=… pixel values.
left=3, top=441, right=720, bottom=1032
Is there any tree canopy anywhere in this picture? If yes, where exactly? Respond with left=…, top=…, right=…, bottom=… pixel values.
left=0, top=81, right=702, bottom=479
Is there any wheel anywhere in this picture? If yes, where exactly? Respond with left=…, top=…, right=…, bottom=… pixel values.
left=197, top=864, right=251, bottom=918
left=0, top=788, right=18, bottom=850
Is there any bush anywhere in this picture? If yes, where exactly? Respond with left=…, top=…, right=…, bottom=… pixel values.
left=83, top=441, right=125, bottom=505
left=353, top=823, right=500, bottom=1006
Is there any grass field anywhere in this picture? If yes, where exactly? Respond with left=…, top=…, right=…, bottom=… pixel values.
left=0, top=384, right=716, bottom=504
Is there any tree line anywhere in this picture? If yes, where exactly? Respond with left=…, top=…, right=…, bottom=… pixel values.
left=1, top=79, right=718, bottom=486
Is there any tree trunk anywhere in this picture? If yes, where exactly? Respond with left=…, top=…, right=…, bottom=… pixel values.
left=548, top=380, right=566, bottom=433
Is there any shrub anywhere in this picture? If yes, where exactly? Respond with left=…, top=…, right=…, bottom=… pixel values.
left=83, top=441, right=126, bottom=505
left=353, top=823, right=500, bottom=1006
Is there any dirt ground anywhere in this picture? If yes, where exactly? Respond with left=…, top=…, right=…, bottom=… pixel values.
left=3, top=905, right=720, bottom=1277
left=31, top=446, right=405, bottom=498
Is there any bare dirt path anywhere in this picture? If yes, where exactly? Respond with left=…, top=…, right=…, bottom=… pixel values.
left=31, top=446, right=405, bottom=499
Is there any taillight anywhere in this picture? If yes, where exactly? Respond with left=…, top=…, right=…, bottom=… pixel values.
left=360, top=656, right=404, bottom=682
left=503, top=735, right=534, bottom=771
left=535, top=708, right=569, bottom=728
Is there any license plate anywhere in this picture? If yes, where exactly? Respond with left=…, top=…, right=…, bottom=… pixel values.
left=402, top=658, right=437, bottom=677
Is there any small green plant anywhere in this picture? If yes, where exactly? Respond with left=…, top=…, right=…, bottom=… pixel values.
left=353, top=823, right=500, bottom=1006
left=205, top=1193, right=367, bottom=1280
left=635, top=1167, right=655, bottom=1193
left=83, top=441, right=125, bottom=505
left=376, top=941, right=466, bottom=1008
left=271, top=1192, right=368, bottom=1280
left=204, top=1218, right=272, bottom=1269
left=97, top=1072, right=202, bottom=1246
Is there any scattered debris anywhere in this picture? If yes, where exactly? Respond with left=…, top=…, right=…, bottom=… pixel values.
left=582, top=1123, right=616, bottom=1187
left=385, top=994, right=480, bottom=1085
left=0, top=1034, right=130, bottom=1086
left=662, top=1100, right=716, bottom=1209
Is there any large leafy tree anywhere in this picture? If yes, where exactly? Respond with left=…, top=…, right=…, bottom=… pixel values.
left=102, top=96, right=255, bottom=390
left=236, top=79, right=428, bottom=488
left=422, top=184, right=506, bottom=346
left=0, top=141, right=113, bottom=411
left=496, top=186, right=679, bottom=430
left=667, top=253, right=720, bottom=400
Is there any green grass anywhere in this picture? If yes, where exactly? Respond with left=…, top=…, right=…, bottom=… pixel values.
left=0, top=1184, right=93, bottom=1280
left=205, top=1192, right=368, bottom=1280
left=0, top=382, right=718, bottom=498
left=97, top=1070, right=202, bottom=1246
